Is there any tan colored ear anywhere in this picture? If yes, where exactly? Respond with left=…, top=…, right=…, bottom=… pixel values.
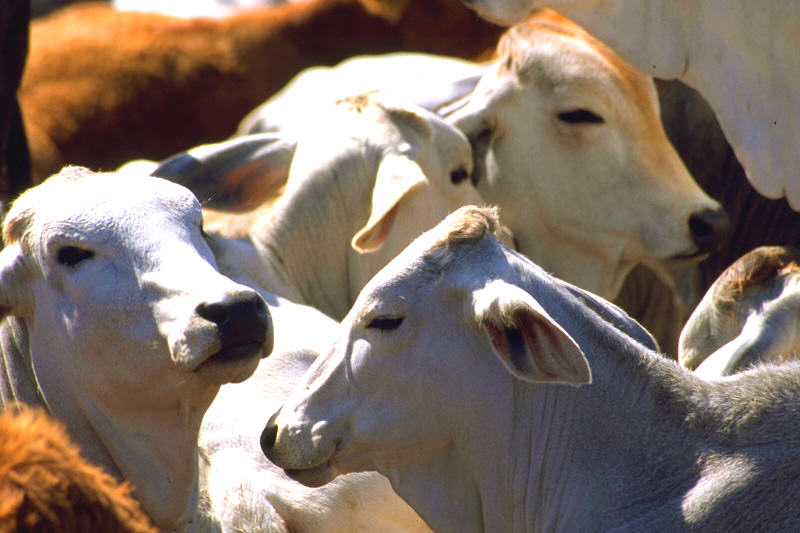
left=351, top=153, right=428, bottom=254
left=471, top=280, right=591, bottom=385
left=0, top=244, right=33, bottom=320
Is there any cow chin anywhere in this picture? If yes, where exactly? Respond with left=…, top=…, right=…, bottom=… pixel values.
left=283, top=459, right=339, bottom=488
left=193, top=343, right=265, bottom=385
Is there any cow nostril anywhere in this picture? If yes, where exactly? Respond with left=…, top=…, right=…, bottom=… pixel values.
left=197, top=292, right=270, bottom=346
left=688, top=208, right=731, bottom=254
left=261, top=412, right=280, bottom=453
left=196, top=301, right=230, bottom=325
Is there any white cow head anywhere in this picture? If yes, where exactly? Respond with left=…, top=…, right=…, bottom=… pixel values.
left=679, top=246, right=800, bottom=376
left=262, top=207, right=590, bottom=499
left=253, top=91, right=510, bottom=319
left=0, top=167, right=272, bottom=529
left=447, top=12, right=728, bottom=299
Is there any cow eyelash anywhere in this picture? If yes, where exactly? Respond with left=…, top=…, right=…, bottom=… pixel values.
left=365, top=316, right=405, bottom=331
left=57, top=246, right=95, bottom=267
left=557, top=109, right=605, bottom=124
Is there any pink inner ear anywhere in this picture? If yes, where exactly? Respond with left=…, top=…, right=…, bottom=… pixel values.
left=354, top=205, right=398, bottom=252
left=486, top=320, right=509, bottom=357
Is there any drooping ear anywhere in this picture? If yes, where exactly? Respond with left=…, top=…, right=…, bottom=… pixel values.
left=152, top=133, right=295, bottom=211
left=0, top=243, right=33, bottom=320
left=351, top=153, right=428, bottom=254
left=471, top=279, right=591, bottom=385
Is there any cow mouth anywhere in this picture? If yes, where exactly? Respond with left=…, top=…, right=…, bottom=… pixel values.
left=193, top=341, right=265, bottom=383
left=280, top=437, right=344, bottom=488
left=283, top=453, right=338, bottom=488
left=211, top=342, right=265, bottom=362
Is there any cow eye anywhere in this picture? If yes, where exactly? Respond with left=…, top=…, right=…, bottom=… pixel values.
left=57, top=246, right=95, bottom=267
left=365, top=316, right=405, bottom=331
left=450, top=167, right=470, bottom=184
left=557, top=109, right=604, bottom=124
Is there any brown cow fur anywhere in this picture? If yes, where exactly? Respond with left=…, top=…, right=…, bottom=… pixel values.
left=0, top=405, right=156, bottom=533
left=19, top=0, right=503, bottom=186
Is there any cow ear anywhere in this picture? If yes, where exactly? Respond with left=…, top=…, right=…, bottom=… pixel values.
left=351, top=153, right=428, bottom=254
left=471, top=280, right=592, bottom=385
left=0, top=244, right=33, bottom=320
left=152, top=133, right=295, bottom=211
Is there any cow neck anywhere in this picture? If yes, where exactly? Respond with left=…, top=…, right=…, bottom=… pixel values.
left=75, top=396, right=215, bottom=531
left=250, top=153, right=375, bottom=320
left=0, top=317, right=41, bottom=407
left=387, top=281, right=719, bottom=532
left=0, top=317, right=212, bottom=532
left=519, top=230, right=632, bottom=300
left=503, top=283, right=800, bottom=532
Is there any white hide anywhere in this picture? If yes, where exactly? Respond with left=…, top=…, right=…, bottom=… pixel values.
left=199, top=293, right=430, bottom=532
left=0, top=167, right=272, bottom=532
left=461, top=0, right=800, bottom=210
left=445, top=11, right=725, bottom=299
left=237, top=53, right=485, bottom=137
left=265, top=206, right=800, bottom=532
left=213, top=91, right=494, bottom=320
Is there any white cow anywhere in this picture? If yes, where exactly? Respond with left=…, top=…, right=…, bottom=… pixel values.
left=207, top=91, right=497, bottom=320
left=264, top=205, right=800, bottom=532
left=679, top=245, right=800, bottom=377
left=199, top=295, right=429, bottom=532
left=235, top=28, right=725, bottom=299
left=160, top=15, right=724, bottom=352
left=0, top=167, right=273, bottom=532
left=236, top=52, right=486, bottom=138
left=461, top=0, right=800, bottom=210
left=446, top=11, right=728, bottom=299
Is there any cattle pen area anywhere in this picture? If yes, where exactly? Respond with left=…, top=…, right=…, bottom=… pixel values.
left=1, top=0, right=799, bottom=531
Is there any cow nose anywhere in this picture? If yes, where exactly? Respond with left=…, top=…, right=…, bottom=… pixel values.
left=688, top=207, right=731, bottom=254
left=196, top=292, right=271, bottom=350
left=261, top=411, right=280, bottom=454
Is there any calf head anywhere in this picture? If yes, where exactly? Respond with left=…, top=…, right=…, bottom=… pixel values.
left=278, top=92, right=510, bottom=316
left=679, top=246, right=800, bottom=375
left=447, top=12, right=728, bottom=298
left=262, top=206, right=589, bottom=492
left=0, top=167, right=273, bottom=528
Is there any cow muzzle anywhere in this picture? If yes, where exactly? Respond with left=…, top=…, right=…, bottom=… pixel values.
left=261, top=409, right=341, bottom=488
left=190, top=290, right=273, bottom=384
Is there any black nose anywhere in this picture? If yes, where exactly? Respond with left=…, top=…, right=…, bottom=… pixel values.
left=261, top=411, right=280, bottom=454
left=197, top=291, right=270, bottom=349
left=688, top=207, right=731, bottom=254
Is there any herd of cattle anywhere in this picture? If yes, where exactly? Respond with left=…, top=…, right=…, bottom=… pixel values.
left=2, top=0, right=800, bottom=531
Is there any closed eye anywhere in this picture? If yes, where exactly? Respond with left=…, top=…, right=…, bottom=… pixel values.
left=57, top=246, right=95, bottom=267
left=557, top=109, right=604, bottom=124
left=365, top=316, right=405, bottom=331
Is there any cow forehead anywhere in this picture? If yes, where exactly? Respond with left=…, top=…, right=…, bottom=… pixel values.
left=356, top=238, right=507, bottom=316
left=7, top=173, right=202, bottom=249
left=496, top=18, right=659, bottom=121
